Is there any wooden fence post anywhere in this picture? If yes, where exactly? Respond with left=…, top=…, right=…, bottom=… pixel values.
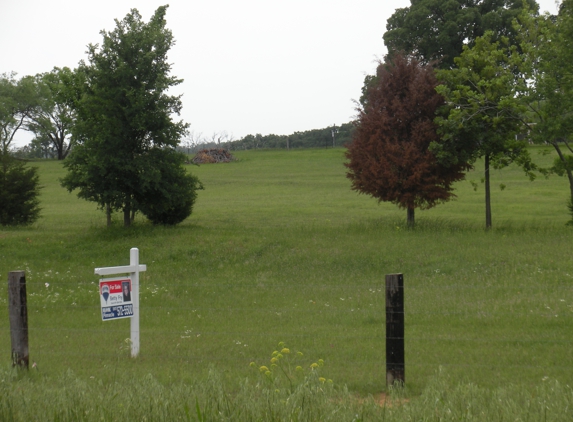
left=386, top=273, right=404, bottom=386
left=8, top=271, right=29, bottom=368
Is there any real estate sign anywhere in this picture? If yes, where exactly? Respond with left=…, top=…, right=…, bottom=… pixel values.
left=99, top=277, right=133, bottom=321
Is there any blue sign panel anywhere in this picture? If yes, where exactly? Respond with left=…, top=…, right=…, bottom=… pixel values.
left=101, top=303, right=134, bottom=321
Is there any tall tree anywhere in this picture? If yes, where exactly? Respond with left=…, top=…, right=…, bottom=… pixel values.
left=513, top=3, right=573, bottom=224
left=0, top=73, right=37, bottom=154
left=345, top=54, right=468, bottom=227
left=25, top=67, right=79, bottom=160
left=61, top=6, right=199, bottom=227
left=434, top=32, right=535, bottom=229
left=384, top=0, right=538, bottom=69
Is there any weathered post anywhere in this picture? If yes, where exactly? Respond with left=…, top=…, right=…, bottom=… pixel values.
left=8, top=271, right=29, bottom=368
left=386, top=273, right=404, bottom=386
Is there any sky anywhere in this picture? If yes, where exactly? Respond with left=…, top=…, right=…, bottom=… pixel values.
left=0, top=0, right=561, bottom=147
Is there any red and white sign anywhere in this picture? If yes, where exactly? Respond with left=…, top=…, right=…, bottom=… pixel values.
left=99, top=277, right=133, bottom=321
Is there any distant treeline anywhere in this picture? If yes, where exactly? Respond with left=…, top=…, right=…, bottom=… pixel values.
left=230, top=122, right=354, bottom=150
left=180, top=123, right=355, bottom=154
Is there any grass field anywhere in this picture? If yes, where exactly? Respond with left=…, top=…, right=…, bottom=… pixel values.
left=1, top=146, right=573, bottom=420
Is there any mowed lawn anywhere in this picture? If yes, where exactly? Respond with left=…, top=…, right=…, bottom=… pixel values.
left=1, top=146, right=572, bottom=398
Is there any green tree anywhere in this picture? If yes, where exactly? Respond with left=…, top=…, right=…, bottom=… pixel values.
left=25, top=67, right=79, bottom=160
left=517, top=2, right=573, bottom=224
left=384, top=0, right=538, bottom=69
left=61, top=6, right=199, bottom=227
left=346, top=54, right=468, bottom=227
left=0, top=153, right=41, bottom=226
left=434, top=32, right=535, bottom=229
left=0, top=73, right=38, bottom=154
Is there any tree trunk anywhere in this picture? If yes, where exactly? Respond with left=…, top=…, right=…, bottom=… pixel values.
left=485, top=154, right=492, bottom=230
left=106, top=204, right=112, bottom=227
left=551, top=142, right=573, bottom=223
left=551, top=143, right=573, bottom=200
left=407, top=207, right=415, bottom=228
left=123, top=207, right=131, bottom=227
left=130, top=208, right=136, bottom=224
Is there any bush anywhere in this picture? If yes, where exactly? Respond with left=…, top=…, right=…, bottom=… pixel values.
left=137, top=149, right=203, bottom=225
left=0, top=154, right=41, bottom=226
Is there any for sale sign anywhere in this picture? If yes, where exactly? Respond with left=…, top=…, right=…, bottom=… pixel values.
left=99, top=277, right=133, bottom=321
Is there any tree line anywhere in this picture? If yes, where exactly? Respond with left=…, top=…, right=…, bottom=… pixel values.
left=347, top=0, right=573, bottom=228
left=228, top=123, right=354, bottom=151
left=174, top=123, right=355, bottom=155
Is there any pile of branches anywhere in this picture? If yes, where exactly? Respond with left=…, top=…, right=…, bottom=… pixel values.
left=191, top=148, right=236, bottom=164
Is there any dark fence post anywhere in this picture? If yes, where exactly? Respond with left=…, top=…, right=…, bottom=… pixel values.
left=386, top=273, right=404, bottom=386
left=8, top=271, right=29, bottom=369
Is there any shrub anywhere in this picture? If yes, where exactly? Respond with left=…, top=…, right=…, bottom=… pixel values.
left=137, top=149, right=203, bottom=225
left=0, top=154, right=41, bottom=226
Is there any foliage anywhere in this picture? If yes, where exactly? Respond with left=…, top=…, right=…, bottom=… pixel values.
left=0, top=73, right=38, bottom=153
left=25, top=67, right=79, bottom=160
left=346, top=54, right=468, bottom=226
left=250, top=341, right=332, bottom=395
left=0, top=153, right=41, bottom=226
left=383, top=0, right=539, bottom=69
left=516, top=3, right=573, bottom=223
left=229, top=122, right=354, bottom=151
left=2, top=359, right=573, bottom=420
left=136, top=148, right=203, bottom=225
left=435, top=31, right=536, bottom=229
left=61, top=6, right=196, bottom=227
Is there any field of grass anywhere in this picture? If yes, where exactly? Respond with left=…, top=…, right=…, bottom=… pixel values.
left=1, top=146, right=573, bottom=420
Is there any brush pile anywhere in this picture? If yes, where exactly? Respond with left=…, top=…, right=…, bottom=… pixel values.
left=191, top=148, right=236, bottom=164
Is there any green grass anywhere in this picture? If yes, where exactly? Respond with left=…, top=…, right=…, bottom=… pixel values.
left=1, top=146, right=573, bottom=419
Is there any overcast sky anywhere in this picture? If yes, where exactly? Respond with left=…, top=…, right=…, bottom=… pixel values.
left=0, top=0, right=560, bottom=146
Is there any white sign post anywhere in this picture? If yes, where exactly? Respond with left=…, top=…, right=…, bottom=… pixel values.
left=95, top=248, right=146, bottom=358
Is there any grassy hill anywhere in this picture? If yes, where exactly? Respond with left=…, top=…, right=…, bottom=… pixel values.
left=1, top=146, right=573, bottom=420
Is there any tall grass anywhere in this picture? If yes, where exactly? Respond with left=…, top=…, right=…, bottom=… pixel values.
left=1, top=147, right=572, bottom=419
left=2, top=365, right=572, bottom=421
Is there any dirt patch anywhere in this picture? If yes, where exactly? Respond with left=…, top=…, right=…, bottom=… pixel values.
left=356, top=392, right=409, bottom=408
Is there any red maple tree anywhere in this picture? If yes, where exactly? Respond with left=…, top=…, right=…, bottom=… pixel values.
left=345, top=54, right=468, bottom=226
